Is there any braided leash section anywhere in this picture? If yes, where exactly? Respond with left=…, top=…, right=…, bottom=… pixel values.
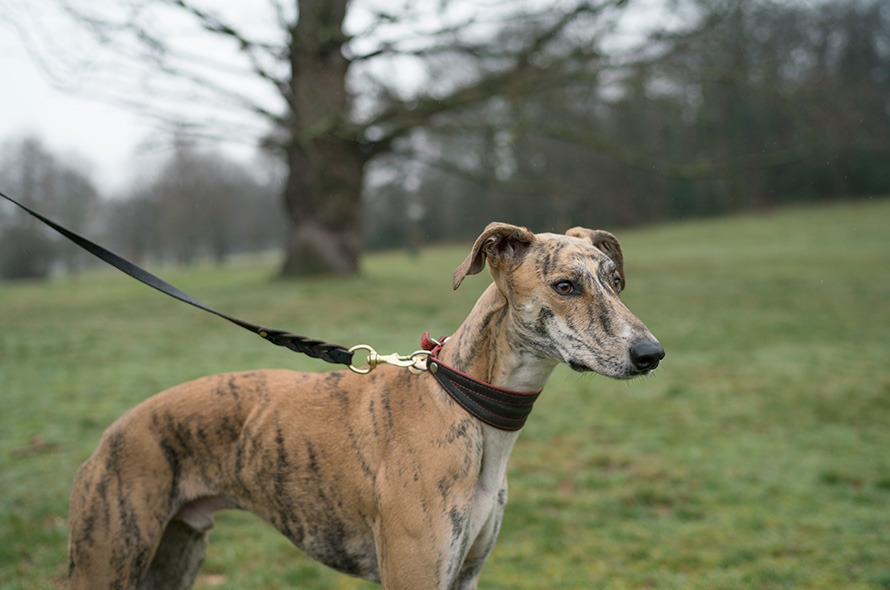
left=259, top=328, right=354, bottom=365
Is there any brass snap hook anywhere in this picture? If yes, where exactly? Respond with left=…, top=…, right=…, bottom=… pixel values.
left=348, top=345, right=430, bottom=374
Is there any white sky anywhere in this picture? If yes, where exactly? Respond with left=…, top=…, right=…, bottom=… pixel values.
left=1, top=33, right=161, bottom=194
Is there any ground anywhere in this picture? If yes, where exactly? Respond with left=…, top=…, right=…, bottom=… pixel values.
left=2, top=198, right=889, bottom=589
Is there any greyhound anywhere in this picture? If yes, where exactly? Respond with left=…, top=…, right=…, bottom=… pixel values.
left=66, top=222, right=664, bottom=589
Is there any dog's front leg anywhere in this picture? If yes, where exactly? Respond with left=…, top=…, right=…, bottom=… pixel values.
left=451, top=484, right=508, bottom=590
left=372, top=451, right=481, bottom=590
left=374, top=499, right=474, bottom=590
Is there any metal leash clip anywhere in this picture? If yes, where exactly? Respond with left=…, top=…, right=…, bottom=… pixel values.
left=348, top=345, right=430, bottom=375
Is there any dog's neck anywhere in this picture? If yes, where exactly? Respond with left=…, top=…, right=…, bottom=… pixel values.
left=438, top=282, right=557, bottom=504
left=440, top=283, right=559, bottom=393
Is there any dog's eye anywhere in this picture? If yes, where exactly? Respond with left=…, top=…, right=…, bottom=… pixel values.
left=612, top=275, right=623, bottom=294
left=553, top=281, right=575, bottom=295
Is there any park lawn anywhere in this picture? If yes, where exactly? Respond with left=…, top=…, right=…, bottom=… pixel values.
left=2, top=198, right=889, bottom=589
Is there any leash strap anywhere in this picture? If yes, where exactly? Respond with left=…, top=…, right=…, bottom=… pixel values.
left=421, top=333, right=542, bottom=431
left=0, top=190, right=354, bottom=367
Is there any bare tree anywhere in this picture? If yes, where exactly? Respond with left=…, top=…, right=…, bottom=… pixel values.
left=5, top=0, right=661, bottom=276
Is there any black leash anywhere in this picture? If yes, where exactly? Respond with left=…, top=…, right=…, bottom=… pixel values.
left=0, top=190, right=354, bottom=367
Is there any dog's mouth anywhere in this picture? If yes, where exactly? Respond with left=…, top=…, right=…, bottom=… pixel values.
left=568, top=359, right=594, bottom=373
left=567, top=359, right=657, bottom=379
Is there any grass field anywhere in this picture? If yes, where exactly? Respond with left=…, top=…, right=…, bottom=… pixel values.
left=2, top=198, right=889, bottom=589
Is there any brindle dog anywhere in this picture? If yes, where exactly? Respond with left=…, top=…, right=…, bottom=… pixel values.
left=67, top=222, right=664, bottom=590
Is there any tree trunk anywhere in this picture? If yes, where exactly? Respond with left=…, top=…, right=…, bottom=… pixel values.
left=281, top=138, right=365, bottom=275
left=280, top=0, right=365, bottom=277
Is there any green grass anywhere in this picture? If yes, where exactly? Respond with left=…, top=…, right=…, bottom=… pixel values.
left=2, top=198, right=890, bottom=589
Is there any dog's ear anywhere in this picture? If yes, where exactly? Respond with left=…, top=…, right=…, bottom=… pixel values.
left=453, top=222, right=535, bottom=290
left=565, top=227, right=626, bottom=291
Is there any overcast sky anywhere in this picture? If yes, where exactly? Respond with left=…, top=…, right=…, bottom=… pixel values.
left=1, top=32, right=160, bottom=194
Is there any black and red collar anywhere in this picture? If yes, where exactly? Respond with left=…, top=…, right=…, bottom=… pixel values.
left=420, top=333, right=542, bottom=432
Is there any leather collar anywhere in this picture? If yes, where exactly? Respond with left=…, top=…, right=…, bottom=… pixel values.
left=421, top=334, right=542, bottom=431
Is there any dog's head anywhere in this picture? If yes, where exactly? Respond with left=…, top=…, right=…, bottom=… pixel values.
left=454, top=222, right=663, bottom=379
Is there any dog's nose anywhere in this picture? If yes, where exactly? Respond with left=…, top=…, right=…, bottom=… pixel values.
left=629, top=339, right=665, bottom=371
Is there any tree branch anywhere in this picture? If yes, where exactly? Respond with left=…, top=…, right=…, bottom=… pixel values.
left=159, top=0, right=288, bottom=91
left=354, top=0, right=644, bottom=153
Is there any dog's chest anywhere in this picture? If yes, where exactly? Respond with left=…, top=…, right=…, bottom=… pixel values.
left=469, top=429, right=519, bottom=533
left=269, top=427, right=517, bottom=584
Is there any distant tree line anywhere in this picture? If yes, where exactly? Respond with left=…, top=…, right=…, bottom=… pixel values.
left=0, top=137, right=99, bottom=279
left=103, top=143, right=285, bottom=267
left=0, top=136, right=284, bottom=279
left=363, top=0, right=890, bottom=249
